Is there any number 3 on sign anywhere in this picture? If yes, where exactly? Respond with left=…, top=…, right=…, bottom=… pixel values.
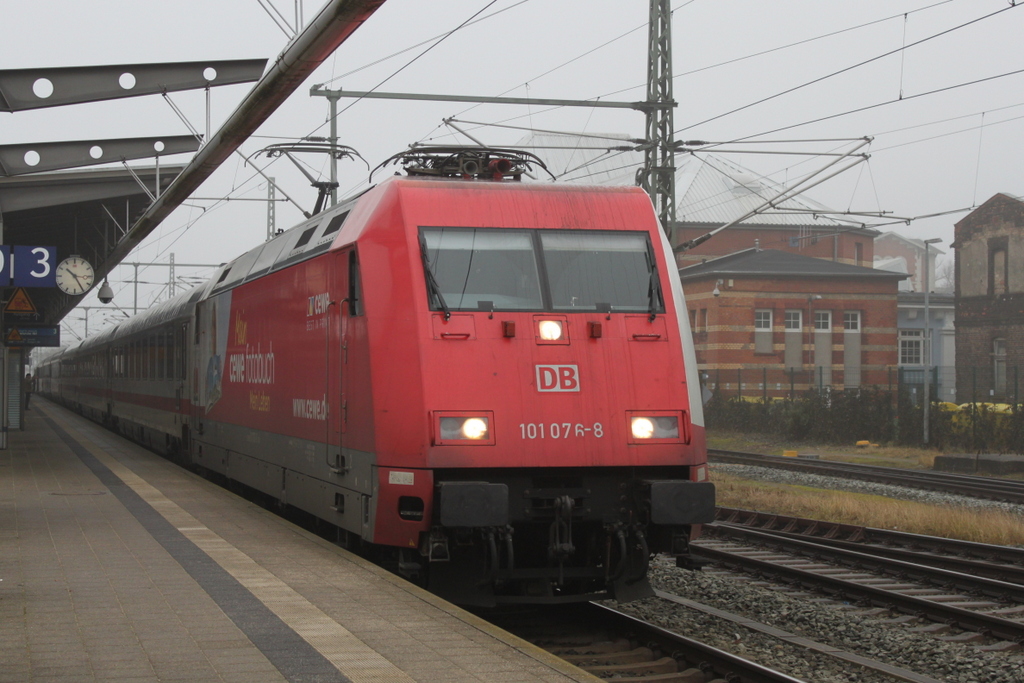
left=10, top=246, right=58, bottom=288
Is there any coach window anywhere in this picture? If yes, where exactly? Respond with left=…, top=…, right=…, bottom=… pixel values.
left=179, top=327, right=188, bottom=380
left=159, top=330, right=167, bottom=379
left=135, top=340, right=142, bottom=380
left=134, top=339, right=142, bottom=382
left=153, top=334, right=160, bottom=379
left=166, top=330, right=175, bottom=379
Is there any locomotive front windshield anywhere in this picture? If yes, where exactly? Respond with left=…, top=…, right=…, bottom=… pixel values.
left=421, top=227, right=664, bottom=313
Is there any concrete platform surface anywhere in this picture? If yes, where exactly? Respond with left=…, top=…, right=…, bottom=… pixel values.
left=0, top=401, right=599, bottom=683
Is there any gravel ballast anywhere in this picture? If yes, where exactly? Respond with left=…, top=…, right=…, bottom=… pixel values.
left=612, top=462, right=1024, bottom=681
left=616, top=557, right=1024, bottom=683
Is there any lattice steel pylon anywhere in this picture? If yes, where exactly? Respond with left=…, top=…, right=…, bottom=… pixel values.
left=641, top=0, right=677, bottom=244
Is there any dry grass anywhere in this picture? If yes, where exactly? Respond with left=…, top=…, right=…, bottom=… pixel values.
left=712, top=470, right=1024, bottom=547
left=708, top=430, right=939, bottom=470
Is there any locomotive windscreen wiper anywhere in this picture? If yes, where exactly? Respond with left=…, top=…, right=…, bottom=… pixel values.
left=646, top=247, right=663, bottom=321
left=419, top=234, right=451, bottom=319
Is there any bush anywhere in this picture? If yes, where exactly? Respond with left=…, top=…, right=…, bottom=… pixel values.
left=705, top=387, right=895, bottom=445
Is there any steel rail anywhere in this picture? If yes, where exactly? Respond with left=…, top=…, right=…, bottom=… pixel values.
left=653, top=590, right=945, bottom=683
left=101, top=0, right=388, bottom=273
left=709, top=449, right=1024, bottom=504
left=715, top=507, right=1024, bottom=584
left=583, top=603, right=807, bottom=683
left=704, top=523, right=1024, bottom=604
left=693, top=540, right=1024, bottom=643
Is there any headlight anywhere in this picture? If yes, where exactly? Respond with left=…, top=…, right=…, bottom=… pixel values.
left=631, top=417, right=655, bottom=439
left=461, top=417, right=488, bottom=439
left=438, top=415, right=491, bottom=442
left=630, top=415, right=679, bottom=439
left=538, top=320, right=563, bottom=341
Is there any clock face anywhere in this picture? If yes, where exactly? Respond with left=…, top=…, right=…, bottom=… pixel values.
left=55, top=256, right=95, bottom=296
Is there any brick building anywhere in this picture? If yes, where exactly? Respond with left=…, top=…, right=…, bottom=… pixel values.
left=678, top=248, right=905, bottom=397
left=953, top=193, right=1024, bottom=403
left=873, top=231, right=946, bottom=293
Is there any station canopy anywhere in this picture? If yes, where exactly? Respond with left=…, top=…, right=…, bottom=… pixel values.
left=0, top=164, right=185, bottom=324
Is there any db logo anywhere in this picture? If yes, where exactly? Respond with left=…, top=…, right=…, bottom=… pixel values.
left=536, top=365, right=580, bottom=392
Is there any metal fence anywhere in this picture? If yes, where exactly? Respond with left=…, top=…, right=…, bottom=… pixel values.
left=703, top=366, right=1023, bottom=453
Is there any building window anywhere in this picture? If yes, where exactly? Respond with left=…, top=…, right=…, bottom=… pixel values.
left=784, top=310, right=801, bottom=330
left=814, top=310, right=831, bottom=330
left=855, top=242, right=863, bottom=266
left=754, top=309, right=772, bottom=354
left=843, top=311, right=862, bottom=388
left=700, top=308, right=708, bottom=332
left=899, top=330, right=923, bottom=366
left=993, top=249, right=1007, bottom=295
left=994, top=338, right=1007, bottom=395
left=690, top=309, right=697, bottom=330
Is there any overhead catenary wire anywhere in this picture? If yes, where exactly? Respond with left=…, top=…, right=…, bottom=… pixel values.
left=675, top=3, right=1020, bottom=135
left=426, top=0, right=962, bottom=137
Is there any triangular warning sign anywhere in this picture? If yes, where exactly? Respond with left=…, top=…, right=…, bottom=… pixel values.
left=6, top=329, right=24, bottom=342
left=5, top=288, right=36, bottom=313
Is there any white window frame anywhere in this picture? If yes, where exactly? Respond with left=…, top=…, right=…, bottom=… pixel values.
left=784, top=310, right=802, bottom=331
left=844, top=311, right=861, bottom=331
left=814, top=310, right=831, bottom=331
left=754, top=310, right=772, bottom=330
left=899, top=330, right=923, bottom=366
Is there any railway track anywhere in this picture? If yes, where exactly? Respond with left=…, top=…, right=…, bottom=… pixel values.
left=708, top=449, right=1024, bottom=504
left=491, top=602, right=808, bottom=682
left=694, top=514, right=1024, bottom=647
left=715, top=506, right=1024, bottom=584
left=492, top=598, right=948, bottom=683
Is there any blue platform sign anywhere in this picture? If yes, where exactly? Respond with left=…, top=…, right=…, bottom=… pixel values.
left=0, top=246, right=58, bottom=287
left=5, top=325, right=60, bottom=347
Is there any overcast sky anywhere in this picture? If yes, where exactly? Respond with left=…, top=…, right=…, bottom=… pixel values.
left=2, top=0, right=1022, bottom=336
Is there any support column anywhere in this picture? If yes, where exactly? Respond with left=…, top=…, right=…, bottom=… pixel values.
left=643, top=0, right=677, bottom=242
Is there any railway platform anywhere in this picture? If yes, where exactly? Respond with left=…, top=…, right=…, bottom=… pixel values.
left=0, top=400, right=598, bottom=683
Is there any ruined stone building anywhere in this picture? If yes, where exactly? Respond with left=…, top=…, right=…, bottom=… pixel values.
left=953, top=193, right=1024, bottom=403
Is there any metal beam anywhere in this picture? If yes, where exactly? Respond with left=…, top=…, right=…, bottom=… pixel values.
left=0, top=136, right=200, bottom=177
left=643, top=0, right=677, bottom=241
left=309, top=86, right=665, bottom=110
left=102, top=0, right=388, bottom=272
left=0, top=59, right=268, bottom=112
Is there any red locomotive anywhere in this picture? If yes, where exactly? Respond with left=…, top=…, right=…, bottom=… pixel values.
left=39, top=149, right=714, bottom=605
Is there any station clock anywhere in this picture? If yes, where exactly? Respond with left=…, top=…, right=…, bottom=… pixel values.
left=55, top=256, right=95, bottom=296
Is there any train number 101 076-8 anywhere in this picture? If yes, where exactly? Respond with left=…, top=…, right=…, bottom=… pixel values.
left=519, top=422, right=604, bottom=439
